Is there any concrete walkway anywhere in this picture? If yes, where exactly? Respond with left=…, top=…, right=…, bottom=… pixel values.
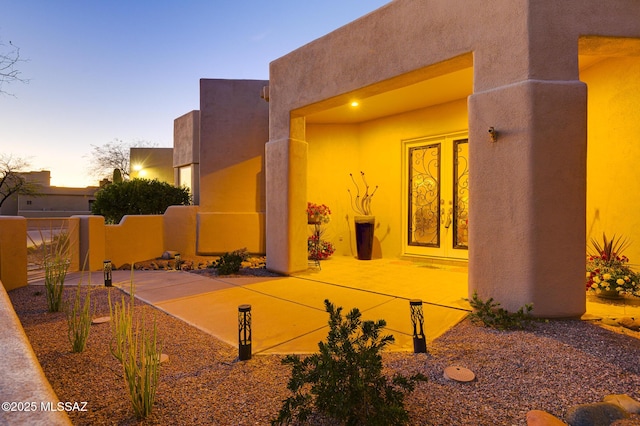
left=30, top=256, right=640, bottom=355
left=35, top=257, right=471, bottom=354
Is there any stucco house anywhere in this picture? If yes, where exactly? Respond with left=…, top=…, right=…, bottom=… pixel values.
left=177, top=0, right=640, bottom=318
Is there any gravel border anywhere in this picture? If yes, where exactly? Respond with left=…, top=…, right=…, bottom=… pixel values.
left=8, top=285, right=640, bottom=425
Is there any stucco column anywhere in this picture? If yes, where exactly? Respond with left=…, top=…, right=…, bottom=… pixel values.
left=76, top=215, right=106, bottom=271
left=468, top=79, right=587, bottom=317
left=0, top=216, right=27, bottom=290
left=265, top=136, right=308, bottom=274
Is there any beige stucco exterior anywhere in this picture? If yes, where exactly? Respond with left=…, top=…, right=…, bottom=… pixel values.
left=0, top=217, right=27, bottom=290
left=266, top=0, right=640, bottom=317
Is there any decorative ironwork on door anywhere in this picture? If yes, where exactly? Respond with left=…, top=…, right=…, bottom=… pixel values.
left=453, top=139, right=469, bottom=249
left=408, top=143, right=441, bottom=247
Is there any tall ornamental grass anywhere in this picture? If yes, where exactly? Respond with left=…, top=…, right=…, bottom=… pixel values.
left=109, top=278, right=162, bottom=419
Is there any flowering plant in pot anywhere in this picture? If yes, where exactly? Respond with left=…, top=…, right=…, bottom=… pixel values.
left=308, top=234, right=335, bottom=260
left=307, top=202, right=331, bottom=224
left=586, top=233, right=640, bottom=298
left=348, top=171, right=378, bottom=260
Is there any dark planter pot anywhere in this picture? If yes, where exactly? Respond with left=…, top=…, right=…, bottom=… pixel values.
left=354, top=215, right=375, bottom=260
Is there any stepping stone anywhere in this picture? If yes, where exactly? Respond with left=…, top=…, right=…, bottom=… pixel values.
left=526, top=410, right=567, bottom=425
left=444, top=366, right=475, bottom=382
left=604, top=394, right=640, bottom=414
left=91, top=316, right=111, bottom=325
left=565, top=402, right=628, bottom=426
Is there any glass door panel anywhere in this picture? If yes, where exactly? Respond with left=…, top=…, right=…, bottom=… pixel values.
left=403, top=133, right=469, bottom=260
left=408, top=143, right=441, bottom=247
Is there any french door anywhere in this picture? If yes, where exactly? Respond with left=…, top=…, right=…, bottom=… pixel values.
left=402, top=133, right=469, bottom=260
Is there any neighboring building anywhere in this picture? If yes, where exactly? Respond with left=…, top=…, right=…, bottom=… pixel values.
left=173, top=110, right=200, bottom=205
left=0, top=171, right=98, bottom=218
left=173, top=0, right=640, bottom=318
left=129, top=147, right=174, bottom=183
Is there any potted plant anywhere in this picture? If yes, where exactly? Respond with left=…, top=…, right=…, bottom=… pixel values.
left=586, top=233, right=640, bottom=298
left=306, top=202, right=335, bottom=262
left=348, top=172, right=378, bottom=260
left=306, top=202, right=331, bottom=225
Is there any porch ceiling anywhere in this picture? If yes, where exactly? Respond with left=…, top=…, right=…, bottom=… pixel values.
left=305, top=67, right=473, bottom=125
left=303, top=50, right=626, bottom=125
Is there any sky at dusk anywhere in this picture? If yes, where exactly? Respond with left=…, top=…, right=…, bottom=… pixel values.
left=1, top=1, right=390, bottom=187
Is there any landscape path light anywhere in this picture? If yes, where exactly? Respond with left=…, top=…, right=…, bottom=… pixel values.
left=410, top=299, right=427, bottom=353
left=238, top=304, right=252, bottom=361
left=103, top=260, right=112, bottom=287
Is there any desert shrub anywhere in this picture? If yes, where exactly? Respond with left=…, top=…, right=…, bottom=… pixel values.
left=66, top=282, right=92, bottom=353
left=109, top=284, right=162, bottom=419
left=273, top=299, right=427, bottom=426
left=466, top=291, right=534, bottom=330
left=38, top=230, right=72, bottom=312
left=212, top=248, right=249, bottom=275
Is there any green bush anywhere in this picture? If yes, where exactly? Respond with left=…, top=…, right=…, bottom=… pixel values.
left=272, top=299, right=427, bottom=426
left=466, top=291, right=534, bottom=330
left=91, top=178, right=190, bottom=224
left=212, top=248, right=249, bottom=275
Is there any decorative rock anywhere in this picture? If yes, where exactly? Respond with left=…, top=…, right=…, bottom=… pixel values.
left=601, top=317, right=621, bottom=327
left=160, top=353, right=169, bottom=364
left=526, top=410, right=567, bottom=426
left=91, top=316, right=111, bottom=325
left=565, top=402, right=628, bottom=426
left=618, top=317, right=640, bottom=331
left=603, top=394, right=640, bottom=414
left=161, top=250, right=179, bottom=260
left=443, top=366, right=475, bottom=382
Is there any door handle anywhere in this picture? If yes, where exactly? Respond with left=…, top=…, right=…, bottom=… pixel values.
left=444, top=207, right=453, bottom=228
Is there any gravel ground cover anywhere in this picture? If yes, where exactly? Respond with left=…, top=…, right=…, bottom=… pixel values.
left=8, top=284, right=640, bottom=425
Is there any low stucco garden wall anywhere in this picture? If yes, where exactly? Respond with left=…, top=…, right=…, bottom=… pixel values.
left=0, top=280, right=71, bottom=425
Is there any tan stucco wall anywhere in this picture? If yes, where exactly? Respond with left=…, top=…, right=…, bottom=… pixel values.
left=268, top=0, right=640, bottom=316
left=307, top=99, right=468, bottom=259
left=76, top=215, right=106, bottom=271
left=105, top=215, right=164, bottom=267
left=582, top=56, right=640, bottom=264
left=164, top=205, right=198, bottom=257
left=0, top=217, right=27, bottom=290
left=197, top=79, right=269, bottom=254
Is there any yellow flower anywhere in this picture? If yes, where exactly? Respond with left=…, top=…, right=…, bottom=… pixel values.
left=594, top=276, right=601, bottom=284
left=616, top=278, right=625, bottom=285
left=603, top=273, right=612, bottom=281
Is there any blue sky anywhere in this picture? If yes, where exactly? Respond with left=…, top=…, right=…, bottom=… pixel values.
left=1, top=1, right=389, bottom=187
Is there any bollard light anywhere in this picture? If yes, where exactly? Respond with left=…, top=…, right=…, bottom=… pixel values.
left=410, top=299, right=427, bottom=353
left=174, top=253, right=181, bottom=270
left=238, top=304, right=252, bottom=361
left=103, top=260, right=112, bottom=287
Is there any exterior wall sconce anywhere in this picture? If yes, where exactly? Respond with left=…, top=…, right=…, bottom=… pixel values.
left=103, top=260, right=112, bottom=287
left=174, top=253, right=181, bottom=271
left=488, top=127, right=498, bottom=143
left=238, top=304, right=252, bottom=361
left=410, top=299, right=427, bottom=353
